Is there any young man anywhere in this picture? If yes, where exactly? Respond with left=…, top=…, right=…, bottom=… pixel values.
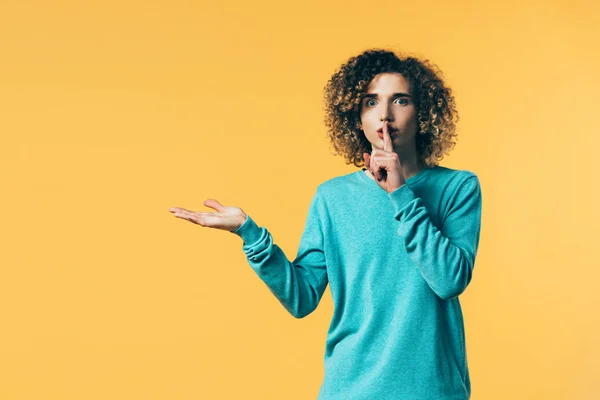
left=169, top=48, right=482, bottom=400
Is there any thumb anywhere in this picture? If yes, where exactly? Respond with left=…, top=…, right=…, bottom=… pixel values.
left=204, top=198, right=225, bottom=212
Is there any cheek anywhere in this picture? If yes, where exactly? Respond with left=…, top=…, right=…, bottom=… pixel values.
left=400, top=112, right=418, bottom=130
left=361, top=116, right=378, bottom=131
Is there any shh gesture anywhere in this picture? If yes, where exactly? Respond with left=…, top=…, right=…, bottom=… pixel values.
left=363, top=120, right=406, bottom=194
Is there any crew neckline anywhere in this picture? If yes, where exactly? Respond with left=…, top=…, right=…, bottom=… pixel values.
left=357, top=165, right=434, bottom=187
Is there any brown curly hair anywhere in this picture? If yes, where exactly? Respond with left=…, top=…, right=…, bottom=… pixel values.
left=322, top=48, right=460, bottom=168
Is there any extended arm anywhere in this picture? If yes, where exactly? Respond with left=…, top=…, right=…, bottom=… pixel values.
left=231, top=190, right=328, bottom=318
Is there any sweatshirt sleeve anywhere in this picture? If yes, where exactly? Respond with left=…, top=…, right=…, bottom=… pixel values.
left=387, top=175, right=482, bottom=300
left=230, top=189, right=329, bottom=318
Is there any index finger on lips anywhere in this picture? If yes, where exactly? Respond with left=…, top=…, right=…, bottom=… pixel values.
left=383, top=121, right=392, bottom=152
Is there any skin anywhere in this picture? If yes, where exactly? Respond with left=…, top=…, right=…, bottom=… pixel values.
left=359, top=72, right=425, bottom=193
left=169, top=200, right=247, bottom=232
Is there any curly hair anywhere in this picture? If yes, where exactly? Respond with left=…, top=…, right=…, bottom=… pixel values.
left=322, top=48, right=460, bottom=168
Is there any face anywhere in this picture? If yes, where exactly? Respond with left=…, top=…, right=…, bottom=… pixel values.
left=359, top=72, right=418, bottom=152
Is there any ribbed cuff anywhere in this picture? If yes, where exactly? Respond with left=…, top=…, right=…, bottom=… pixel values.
left=230, top=214, right=263, bottom=245
left=387, top=184, right=418, bottom=220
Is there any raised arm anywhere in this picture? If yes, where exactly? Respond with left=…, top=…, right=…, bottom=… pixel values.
left=387, top=175, right=483, bottom=300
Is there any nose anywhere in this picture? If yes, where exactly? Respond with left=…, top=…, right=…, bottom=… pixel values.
left=380, top=105, right=394, bottom=122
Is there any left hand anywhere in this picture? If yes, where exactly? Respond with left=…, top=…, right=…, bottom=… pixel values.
left=363, top=121, right=406, bottom=194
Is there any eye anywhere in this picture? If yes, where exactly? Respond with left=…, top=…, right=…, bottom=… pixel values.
left=366, top=99, right=376, bottom=107
left=394, top=98, right=409, bottom=105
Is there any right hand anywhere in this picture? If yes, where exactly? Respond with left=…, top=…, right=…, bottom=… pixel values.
left=169, top=199, right=247, bottom=232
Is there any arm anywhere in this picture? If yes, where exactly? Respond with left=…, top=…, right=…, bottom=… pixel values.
left=230, top=189, right=328, bottom=318
left=387, top=175, right=483, bottom=300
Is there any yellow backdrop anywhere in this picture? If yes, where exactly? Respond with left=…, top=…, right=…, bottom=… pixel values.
left=1, top=0, right=598, bottom=399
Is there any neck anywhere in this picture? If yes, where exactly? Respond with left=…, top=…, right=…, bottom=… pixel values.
left=396, top=148, right=425, bottom=179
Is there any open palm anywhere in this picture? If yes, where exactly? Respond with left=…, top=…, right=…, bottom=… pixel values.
left=169, top=199, right=247, bottom=232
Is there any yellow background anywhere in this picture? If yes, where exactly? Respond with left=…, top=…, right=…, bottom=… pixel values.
left=1, top=0, right=598, bottom=399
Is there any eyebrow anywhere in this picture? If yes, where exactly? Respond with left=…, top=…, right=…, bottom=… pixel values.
left=363, top=92, right=412, bottom=99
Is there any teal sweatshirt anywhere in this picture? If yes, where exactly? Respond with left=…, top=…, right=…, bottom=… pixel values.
left=231, top=165, right=482, bottom=400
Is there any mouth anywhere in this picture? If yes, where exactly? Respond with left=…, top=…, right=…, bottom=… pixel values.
left=378, top=130, right=397, bottom=138
left=377, top=126, right=398, bottom=132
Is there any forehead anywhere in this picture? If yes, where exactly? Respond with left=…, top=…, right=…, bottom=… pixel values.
left=366, top=72, right=411, bottom=93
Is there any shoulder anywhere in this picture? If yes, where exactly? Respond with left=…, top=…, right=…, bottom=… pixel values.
left=432, top=165, right=478, bottom=181
left=429, top=166, right=482, bottom=215
left=430, top=165, right=480, bottom=191
left=314, top=171, right=359, bottom=196
left=304, top=171, right=362, bottom=216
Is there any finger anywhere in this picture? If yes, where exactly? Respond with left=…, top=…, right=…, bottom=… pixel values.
left=181, top=212, right=226, bottom=228
left=178, top=210, right=211, bottom=226
left=373, top=155, right=394, bottom=182
left=173, top=209, right=195, bottom=219
left=372, top=148, right=394, bottom=158
left=173, top=212, right=196, bottom=223
left=169, top=207, right=189, bottom=213
left=368, top=153, right=379, bottom=180
left=371, top=155, right=382, bottom=181
left=204, top=199, right=225, bottom=212
left=383, top=121, right=392, bottom=152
